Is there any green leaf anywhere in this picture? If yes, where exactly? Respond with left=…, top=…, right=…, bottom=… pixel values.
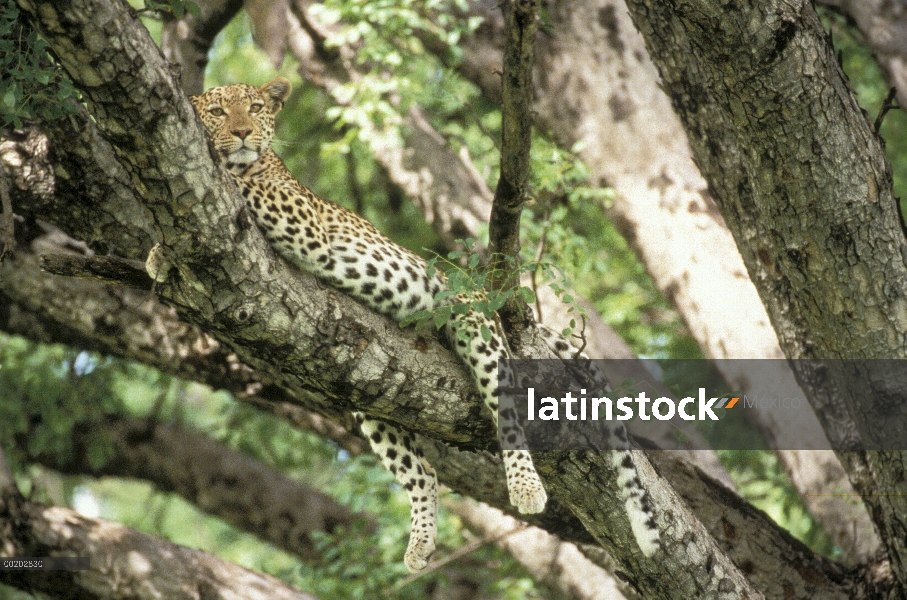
left=480, top=324, right=492, bottom=343
left=517, top=287, right=536, bottom=304
left=434, top=306, right=452, bottom=329
left=451, top=302, right=470, bottom=314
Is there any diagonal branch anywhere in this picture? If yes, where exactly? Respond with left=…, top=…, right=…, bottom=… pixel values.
left=0, top=490, right=322, bottom=599
left=24, top=413, right=373, bottom=564
left=0, top=237, right=879, bottom=598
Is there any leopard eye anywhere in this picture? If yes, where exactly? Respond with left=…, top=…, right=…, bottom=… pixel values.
left=249, top=102, right=264, bottom=114
left=208, top=106, right=225, bottom=117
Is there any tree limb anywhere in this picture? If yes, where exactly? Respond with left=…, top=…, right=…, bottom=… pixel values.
left=623, top=0, right=907, bottom=590
left=488, top=0, right=539, bottom=323
left=0, top=237, right=883, bottom=597
left=0, top=491, right=322, bottom=599
left=6, top=0, right=893, bottom=596
left=23, top=414, right=373, bottom=564
left=434, top=0, right=877, bottom=563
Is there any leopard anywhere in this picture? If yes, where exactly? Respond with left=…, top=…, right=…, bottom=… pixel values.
left=190, top=77, right=660, bottom=571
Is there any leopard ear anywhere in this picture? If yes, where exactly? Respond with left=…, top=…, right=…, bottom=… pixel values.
left=259, top=78, right=292, bottom=113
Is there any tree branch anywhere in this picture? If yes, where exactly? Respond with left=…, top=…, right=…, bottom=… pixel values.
left=431, top=0, right=876, bottom=563
left=0, top=237, right=882, bottom=596
left=40, top=253, right=153, bottom=288
left=816, top=0, right=907, bottom=110
left=487, top=0, right=539, bottom=324
left=623, top=0, right=907, bottom=590
left=7, top=0, right=894, bottom=596
left=23, top=413, right=373, bottom=564
left=0, top=491, right=322, bottom=599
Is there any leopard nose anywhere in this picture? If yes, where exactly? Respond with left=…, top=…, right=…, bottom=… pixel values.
left=233, top=128, right=252, bottom=140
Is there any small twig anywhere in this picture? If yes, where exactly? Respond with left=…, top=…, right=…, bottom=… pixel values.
left=385, top=523, right=526, bottom=596
left=0, top=169, right=15, bottom=261
left=465, top=102, right=502, bottom=153
left=573, top=313, right=588, bottom=358
left=874, top=87, right=899, bottom=133
left=40, top=253, right=153, bottom=289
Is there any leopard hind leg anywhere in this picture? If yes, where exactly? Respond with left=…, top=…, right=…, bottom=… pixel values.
left=355, top=412, right=438, bottom=571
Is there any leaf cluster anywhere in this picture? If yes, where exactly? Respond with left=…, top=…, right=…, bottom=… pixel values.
left=399, top=238, right=539, bottom=342
left=0, top=1, right=79, bottom=129
left=0, top=335, right=119, bottom=472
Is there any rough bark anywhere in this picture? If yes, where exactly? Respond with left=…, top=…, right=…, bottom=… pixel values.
left=441, top=0, right=876, bottom=563
left=623, top=0, right=907, bottom=591
left=0, top=235, right=884, bottom=597
left=0, top=492, right=322, bottom=599
left=487, top=0, right=538, bottom=322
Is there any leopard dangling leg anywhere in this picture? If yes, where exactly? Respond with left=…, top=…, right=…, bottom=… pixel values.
left=447, top=310, right=547, bottom=514
left=355, top=413, right=438, bottom=571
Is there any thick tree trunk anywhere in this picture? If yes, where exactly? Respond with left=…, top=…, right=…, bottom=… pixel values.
left=442, top=0, right=877, bottom=562
left=623, top=0, right=907, bottom=591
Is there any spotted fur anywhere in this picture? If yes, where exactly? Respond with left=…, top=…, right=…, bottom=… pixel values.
left=191, top=78, right=658, bottom=569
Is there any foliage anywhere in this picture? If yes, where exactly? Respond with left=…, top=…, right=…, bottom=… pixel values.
left=0, top=336, right=120, bottom=472
left=0, top=0, right=79, bottom=129
left=7, top=1, right=905, bottom=596
left=398, top=238, right=538, bottom=342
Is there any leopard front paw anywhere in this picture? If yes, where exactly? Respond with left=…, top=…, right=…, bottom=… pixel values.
left=404, top=534, right=435, bottom=572
left=509, top=475, right=547, bottom=514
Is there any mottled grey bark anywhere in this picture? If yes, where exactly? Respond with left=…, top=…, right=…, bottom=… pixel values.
left=0, top=233, right=881, bottom=597
left=487, top=0, right=538, bottom=322
left=442, top=0, right=877, bottom=564
left=0, top=489, right=322, bottom=599
left=623, top=0, right=907, bottom=592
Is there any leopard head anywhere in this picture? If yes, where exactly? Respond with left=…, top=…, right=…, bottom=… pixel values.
left=191, top=78, right=292, bottom=173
